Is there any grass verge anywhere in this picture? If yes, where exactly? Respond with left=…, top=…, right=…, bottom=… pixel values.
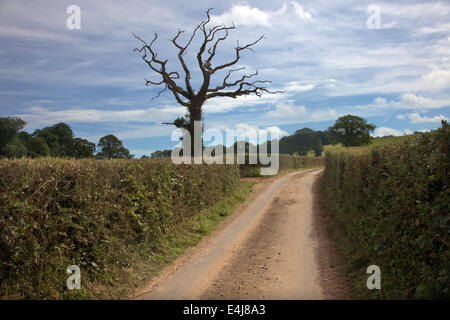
left=317, top=174, right=362, bottom=299
left=100, top=181, right=253, bottom=300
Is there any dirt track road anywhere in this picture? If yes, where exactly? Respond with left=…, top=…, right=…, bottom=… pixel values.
left=134, top=169, right=345, bottom=300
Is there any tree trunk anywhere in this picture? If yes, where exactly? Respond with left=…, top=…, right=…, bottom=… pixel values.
left=187, top=102, right=203, bottom=156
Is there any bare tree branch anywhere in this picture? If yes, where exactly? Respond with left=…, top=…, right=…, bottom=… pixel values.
left=133, top=8, right=281, bottom=134
left=210, top=36, right=264, bottom=74
left=205, top=24, right=235, bottom=65
left=171, top=26, right=202, bottom=96
left=151, top=84, right=168, bottom=101
left=206, top=80, right=283, bottom=99
left=207, top=68, right=258, bottom=93
left=133, top=32, right=190, bottom=102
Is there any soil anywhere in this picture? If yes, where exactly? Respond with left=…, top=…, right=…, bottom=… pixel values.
left=133, top=169, right=351, bottom=300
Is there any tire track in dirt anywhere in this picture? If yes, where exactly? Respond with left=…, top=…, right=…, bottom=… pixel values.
left=134, top=169, right=348, bottom=300
left=200, top=170, right=323, bottom=299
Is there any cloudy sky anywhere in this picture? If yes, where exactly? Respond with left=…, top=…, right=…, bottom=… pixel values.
left=1, top=0, right=449, bottom=157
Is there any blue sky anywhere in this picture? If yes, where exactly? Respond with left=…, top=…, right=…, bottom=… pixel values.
left=1, top=0, right=449, bottom=157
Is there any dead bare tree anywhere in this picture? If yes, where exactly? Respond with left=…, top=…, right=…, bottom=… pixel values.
left=133, top=8, right=280, bottom=141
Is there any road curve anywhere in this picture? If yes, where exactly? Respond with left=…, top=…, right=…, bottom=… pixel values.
left=134, top=169, right=324, bottom=300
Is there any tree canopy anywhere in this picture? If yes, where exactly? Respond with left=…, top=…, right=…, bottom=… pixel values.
left=327, top=115, right=376, bottom=147
left=150, top=149, right=172, bottom=158
left=72, top=138, right=96, bottom=159
left=0, top=117, right=97, bottom=159
left=96, top=134, right=133, bottom=159
left=148, top=127, right=327, bottom=158
left=33, top=122, right=74, bottom=157
left=0, top=117, right=27, bottom=157
left=0, top=117, right=26, bottom=147
left=279, top=128, right=323, bottom=156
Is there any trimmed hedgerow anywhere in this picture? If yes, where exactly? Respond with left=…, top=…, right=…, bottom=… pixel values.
left=279, top=155, right=325, bottom=170
left=0, top=158, right=240, bottom=299
left=239, top=154, right=325, bottom=177
left=321, top=121, right=449, bottom=299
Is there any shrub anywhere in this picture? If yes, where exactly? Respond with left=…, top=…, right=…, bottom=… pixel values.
left=239, top=154, right=325, bottom=177
left=0, top=158, right=240, bottom=299
left=321, top=121, right=450, bottom=299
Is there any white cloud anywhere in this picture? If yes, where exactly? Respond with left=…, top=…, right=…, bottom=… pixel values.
left=374, top=127, right=432, bottom=137
left=374, top=127, right=410, bottom=137
left=382, top=21, right=398, bottom=29
left=408, top=112, right=448, bottom=124
left=382, top=2, right=450, bottom=20
left=210, top=2, right=312, bottom=28
left=283, top=82, right=316, bottom=92
left=417, top=22, right=450, bottom=34
left=374, top=97, right=387, bottom=105
left=397, top=93, right=450, bottom=109
left=422, top=68, right=450, bottom=90
left=17, top=105, right=184, bottom=129
left=104, top=124, right=175, bottom=141
left=267, top=102, right=307, bottom=118
left=309, top=108, right=338, bottom=121
left=355, top=94, right=450, bottom=113
left=403, top=128, right=413, bottom=135
left=203, top=91, right=290, bottom=114
left=2, top=0, right=450, bottom=145
left=351, top=97, right=389, bottom=113
left=210, top=5, right=271, bottom=27
left=290, top=1, right=312, bottom=21
left=267, top=102, right=338, bottom=123
left=0, top=25, right=63, bottom=41
left=224, top=123, right=288, bottom=145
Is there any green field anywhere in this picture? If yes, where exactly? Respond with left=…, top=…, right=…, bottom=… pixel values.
left=323, top=134, right=413, bottom=155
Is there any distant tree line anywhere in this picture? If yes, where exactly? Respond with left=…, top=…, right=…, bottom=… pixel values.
left=148, top=115, right=377, bottom=158
left=150, top=149, right=172, bottom=158
left=279, top=115, right=376, bottom=153
left=0, top=117, right=133, bottom=159
left=148, top=129, right=328, bottom=158
left=0, top=114, right=376, bottom=159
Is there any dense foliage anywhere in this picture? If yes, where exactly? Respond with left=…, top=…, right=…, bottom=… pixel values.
left=0, top=117, right=97, bottom=159
left=0, top=117, right=134, bottom=160
left=0, top=158, right=240, bottom=299
left=96, top=134, right=133, bottom=159
left=0, top=117, right=28, bottom=157
left=150, top=149, right=172, bottom=158
left=149, top=127, right=330, bottom=159
left=321, top=121, right=449, bottom=299
left=279, top=128, right=323, bottom=156
left=239, top=154, right=325, bottom=177
left=327, top=114, right=376, bottom=147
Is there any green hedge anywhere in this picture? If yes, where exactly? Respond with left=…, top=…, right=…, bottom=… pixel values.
left=321, top=122, right=449, bottom=299
left=239, top=154, right=325, bottom=177
left=0, top=158, right=240, bottom=299
left=279, top=155, right=325, bottom=170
